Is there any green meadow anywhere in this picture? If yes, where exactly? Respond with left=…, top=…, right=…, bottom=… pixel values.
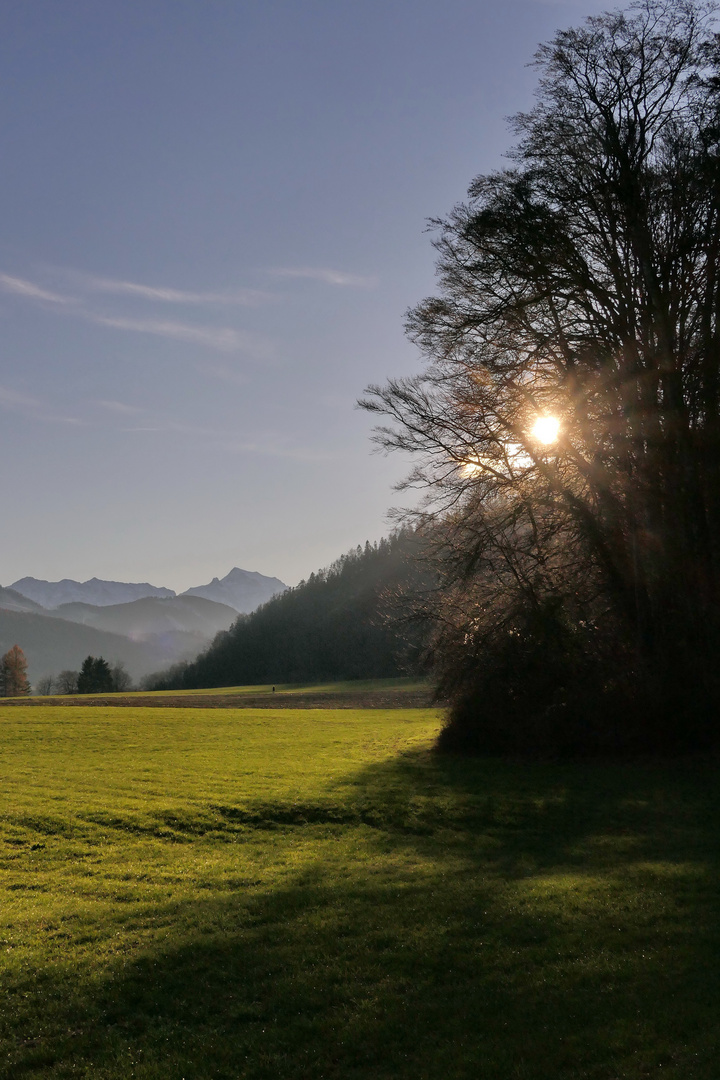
left=1, top=699, right=719, bottom=1078
left=125, top=677, right=430, bottom=697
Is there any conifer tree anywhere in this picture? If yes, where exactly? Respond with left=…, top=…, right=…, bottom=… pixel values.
left=0, top=645, right=31, bottom=697
left=77, top=656, right=114, bottom=694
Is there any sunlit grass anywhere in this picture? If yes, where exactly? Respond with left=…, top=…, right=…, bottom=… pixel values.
left=140, top=676, right=430, bottom=697
left=1, top=704, right=718, bottom=1078
left=30, top=675, right=430, bottom=699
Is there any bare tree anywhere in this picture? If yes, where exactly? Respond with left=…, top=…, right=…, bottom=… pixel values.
left=110, top=662, right=132, bottom=692
left=55, top=670, right=79, bottom=695
left=35, top=675, right=55, bottom=696
left=363, top=1, right=720, bottom=747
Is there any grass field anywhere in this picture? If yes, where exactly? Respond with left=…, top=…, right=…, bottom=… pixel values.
left=1, top=699, right=719, bottom=1078
left=123, top=677, right=432, bottom=697
left=19, top=677, right=433, bottom=711
left=26, top=677, right=430, bottom=700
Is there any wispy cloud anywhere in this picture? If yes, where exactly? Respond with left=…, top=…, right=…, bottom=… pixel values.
left=95, top=399, right=145, bottom=416
left=0, top=268, right=275, bottom=355
left=198, top=363, right=249, bottom=387
left=85, top=312, right=261, bottom=353
left=70, top=271, right=270, bottom=307
left=0, top=384, right=322, bottom=460
left=0, top=385, right=44, bottom=410
left=269, top=266, right=378, bottom=288
left=0, top=383, right=83, bottom=425
left=117, top=415, right=325, bottom=460
left=0, top=274, right=73, bottom=305
left=529, top=0, right=606, bottom=6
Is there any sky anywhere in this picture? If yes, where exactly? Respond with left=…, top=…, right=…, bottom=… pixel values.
left=0, top=0, right=610, bottom=591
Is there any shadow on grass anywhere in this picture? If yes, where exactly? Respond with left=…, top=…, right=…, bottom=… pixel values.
left=4, top=751, right=720, bottom=1080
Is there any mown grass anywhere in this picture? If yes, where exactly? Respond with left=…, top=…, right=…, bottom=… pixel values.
left=0, top=704, right=719, bottom=1078
left=142, top=677, right=430, bottom=697
left=29, top=676, right=430, bottom=700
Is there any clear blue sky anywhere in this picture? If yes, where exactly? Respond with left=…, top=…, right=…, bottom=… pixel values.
left=0, top=0, right=608, bottom=590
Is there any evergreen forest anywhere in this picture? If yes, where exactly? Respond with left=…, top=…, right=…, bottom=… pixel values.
left=145, top=531, right=429, bottom=690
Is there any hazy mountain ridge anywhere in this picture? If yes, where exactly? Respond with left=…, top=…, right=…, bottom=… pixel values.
left=11, top=576, right=175, bottom=609
left=0, top=587, right=46, bottom=614
left=182, top=567, right=287, bottom=613
left=11, top=567, right=287, bottom=613
left=51, top=595, right=238, bottom=641
left=0, top=568, right=285, bottom=687
left=0, top=608, right=200, bottom=685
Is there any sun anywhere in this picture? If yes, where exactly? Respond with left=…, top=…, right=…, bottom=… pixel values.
left=461, top=455, right=482, bottom=477
left=531, top=415, right=560, bottom=444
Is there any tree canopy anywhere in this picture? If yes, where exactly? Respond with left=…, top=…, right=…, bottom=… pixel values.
left=363, top=0, right=720, bottom=752
left=0, top=645, right=30, bottom=697
left=77, top=656, right=115, bottom=695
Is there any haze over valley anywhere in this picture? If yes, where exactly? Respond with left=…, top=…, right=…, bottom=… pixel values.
left=0, top=568, right=286, bottom=684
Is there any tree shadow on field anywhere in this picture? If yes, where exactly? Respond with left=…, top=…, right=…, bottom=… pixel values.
left=5, top=751, right=720, bottom=1080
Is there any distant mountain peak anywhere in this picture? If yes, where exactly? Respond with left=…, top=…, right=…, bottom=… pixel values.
left=181, top=568, right=287, bottom=614
left=8, top=566, right=287, bottom=618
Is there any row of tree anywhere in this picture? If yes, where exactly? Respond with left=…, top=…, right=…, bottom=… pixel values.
left=144, top=532, right=432, bottom=690
left=37, top=657, right=132, bottom=696
left=0, top=646, right=133, bottom=696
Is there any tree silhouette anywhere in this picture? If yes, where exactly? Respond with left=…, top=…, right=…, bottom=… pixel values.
left=0, top=645, right=31, bottom=697
left=77, top=656, right=114, bottom=694
left=363, top=0, right=720, bottom=750
left=55, top=670, right=79, bottom=695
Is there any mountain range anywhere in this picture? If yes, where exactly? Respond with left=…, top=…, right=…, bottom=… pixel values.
left=0, top=568, right=287, bottom=687
left=11, top=568, right=286, bottom=613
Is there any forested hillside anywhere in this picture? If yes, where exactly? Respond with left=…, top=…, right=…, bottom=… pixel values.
left=0, top=609, right=177, bottom=686
left=145, top=532, right=430, bottom=689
